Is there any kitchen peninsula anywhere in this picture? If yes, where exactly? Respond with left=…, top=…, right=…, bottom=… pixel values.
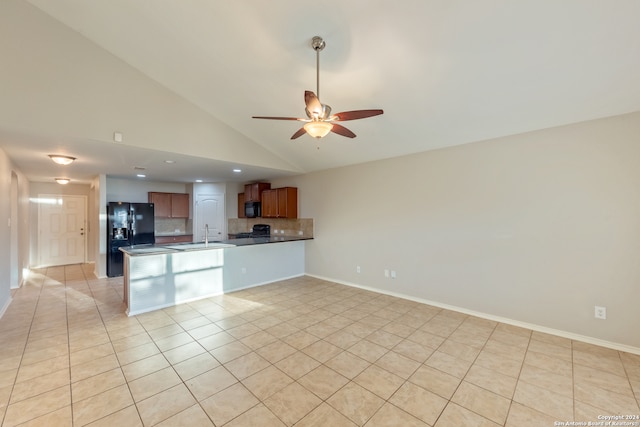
left=120, top=236, right=311, bottom=316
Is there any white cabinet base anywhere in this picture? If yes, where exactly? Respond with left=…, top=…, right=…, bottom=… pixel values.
left=123, top=241, right=305, bottom=316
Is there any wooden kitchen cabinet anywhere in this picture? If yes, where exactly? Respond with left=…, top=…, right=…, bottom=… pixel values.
left=244, top=182, right=271, bottom=202
left=277, top=187, right=297, bottom=218
left=238, top=193, right=246, bottom=218
left=148, top=192, right=190, bottom=218
left=170, top=193, right=189, bottom=218
left=262, top=187, right=297, bottom=218
left=261, top=189, right=278, bottom=218
left=155, top=235, right=193, bottom=244
left=149, top=192, right=171, bottom=217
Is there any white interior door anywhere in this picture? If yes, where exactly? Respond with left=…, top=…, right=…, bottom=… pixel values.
left=38, top=195, right=86, bottom=267
left=195, top=193, right=225, bottom=242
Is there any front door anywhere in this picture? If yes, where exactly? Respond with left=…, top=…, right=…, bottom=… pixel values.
left=38, top=194, right=86, bottom=267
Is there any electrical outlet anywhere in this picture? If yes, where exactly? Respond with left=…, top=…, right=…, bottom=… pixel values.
left=384, top=269, right=389, bottom=278
left=594, top=306, right=606, bottom=320
left=241, top=267, right=247, bottom=274
left=391, top=270, right=397, bottom=279
left=356, top=265, right=361, bottom=273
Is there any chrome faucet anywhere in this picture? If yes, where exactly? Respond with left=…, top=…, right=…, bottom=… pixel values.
left=204, top=224, right=209, bottom=247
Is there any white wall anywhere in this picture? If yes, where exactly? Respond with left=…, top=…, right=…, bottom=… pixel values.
left=0, top=0, right=298, bottom=174
left=105, top=177, right=190, bottom=204
left=226, top=182, right=244, bottom=219
left=0, top=148, right=30, bottom=316
left=92, top=175, right=107, bottom=278
left=281, top=112, right=640, bottom=350
left=0, top=149, right=13, bottom=314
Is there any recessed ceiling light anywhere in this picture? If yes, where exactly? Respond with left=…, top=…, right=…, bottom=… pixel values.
left=165, top=160, right=176, bottom=164
left=48, top=154, right=76, bottom=165
left=233, top=169, right=242, bottom=173
left=55, top=178, right=70, bottom=185
left=136, top=174, right=146, bottom=178
left=195, top=179, right=203, bottom=183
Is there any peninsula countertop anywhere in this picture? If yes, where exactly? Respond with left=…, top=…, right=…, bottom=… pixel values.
left=119, top=235, right=313, bottom=255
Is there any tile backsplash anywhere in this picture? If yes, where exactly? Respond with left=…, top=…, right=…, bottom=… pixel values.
left=155, top=218, right=192, bottom=236
left=228, top=218, right=313, bottom=238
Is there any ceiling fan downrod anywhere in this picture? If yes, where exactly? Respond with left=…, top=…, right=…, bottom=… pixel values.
left=311, top=36, right=325, bottom=100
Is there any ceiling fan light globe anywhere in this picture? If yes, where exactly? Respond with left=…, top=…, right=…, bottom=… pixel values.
left=304, top=121, right=333, bottom=138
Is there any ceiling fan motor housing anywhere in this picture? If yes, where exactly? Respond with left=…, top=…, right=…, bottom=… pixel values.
left=306, top=103, right=331, bottom=121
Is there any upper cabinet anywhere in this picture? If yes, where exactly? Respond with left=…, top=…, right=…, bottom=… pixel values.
left=148, top=192, right=190, bottom=218
left=261, top=189, right=278, bottom=218
left=262, top=187, right=297, bottom=218
left=170, top=193, right=189, bottom=218
left=237, top=193, right=246, bottom=218
left=149, top=192, right=171, bottom=217
left=244, top=182, right=271, bottom=202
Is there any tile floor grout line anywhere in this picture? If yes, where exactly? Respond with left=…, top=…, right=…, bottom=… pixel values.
left=78, top=265, right=140, bottom=427
left=503, top=325, right=533, bottom=427
left=63, top=266, right=74, bottom=427
left=429, top=311, right=501, bottom=426
left=2, top=267, right=47, bottom=427
left=3, top=266, right=640, bottom=426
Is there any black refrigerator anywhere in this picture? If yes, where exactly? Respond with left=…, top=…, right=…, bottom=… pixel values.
left=107, top=202, right=155, bottom=277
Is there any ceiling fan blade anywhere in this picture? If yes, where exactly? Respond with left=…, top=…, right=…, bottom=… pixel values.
left=291, top=128, right=307, bottom=139
left=304, top=91, right=323, bottom=117
left=330, top=123, right=356, bottom=138
left=252, top=116, right=304, bottom=121
left=332, top=109, right=384, bottom=121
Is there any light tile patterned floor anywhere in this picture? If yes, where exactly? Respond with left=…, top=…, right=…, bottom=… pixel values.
left=0, top=264, right=639, bottom=426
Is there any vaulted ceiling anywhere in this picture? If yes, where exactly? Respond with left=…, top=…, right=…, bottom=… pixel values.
left=2, top=0, right=640, bottom=184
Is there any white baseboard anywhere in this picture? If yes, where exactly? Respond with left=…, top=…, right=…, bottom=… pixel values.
left=307, top=274, right=640, bottom=356
left=0, top=296, right=13, bottom=319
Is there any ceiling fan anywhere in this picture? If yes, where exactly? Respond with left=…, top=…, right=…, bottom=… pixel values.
left=252, top=36, right=383, bottom=140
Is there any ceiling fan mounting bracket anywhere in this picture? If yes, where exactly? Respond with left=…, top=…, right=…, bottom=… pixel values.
left=311, top=36, right=325, bottom=52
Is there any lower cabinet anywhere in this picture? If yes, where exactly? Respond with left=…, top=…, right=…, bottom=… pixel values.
left=155, top=235, right=193, bottom=244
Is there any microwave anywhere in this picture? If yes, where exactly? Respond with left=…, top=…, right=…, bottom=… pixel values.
left=244, top=202, right=261, bottom=218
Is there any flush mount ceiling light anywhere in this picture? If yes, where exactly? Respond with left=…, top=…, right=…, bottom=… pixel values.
left=48, top=154, right=76, bottom=165
left=252, top=36, right=383, bottom=140
left=55, top=178, right=70, bottom=185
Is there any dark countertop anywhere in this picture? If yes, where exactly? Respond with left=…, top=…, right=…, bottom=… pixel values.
left=120, top=235, right=312, bottom=255
left=226, top=236, right=313, bottom=246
